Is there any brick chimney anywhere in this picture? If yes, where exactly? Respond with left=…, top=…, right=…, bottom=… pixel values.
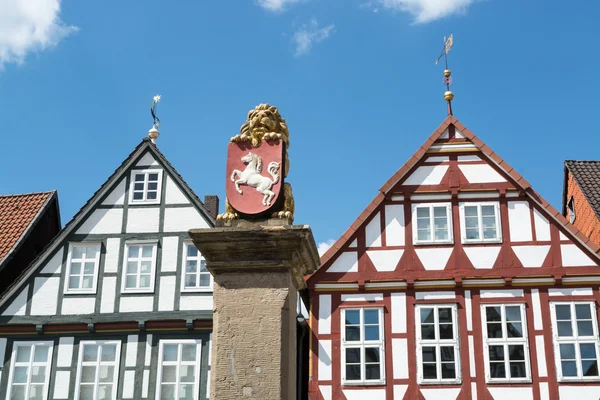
left=204, top=195, right=219, bottom=217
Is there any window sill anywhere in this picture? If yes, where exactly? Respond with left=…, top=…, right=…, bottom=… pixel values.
left=418, top=379, right=462, bottom=385
left=121, top=289, right=155, bottom=295
left=557, top=377, right=600, bottom=383
left=413, top=241, right=454, bottom=246
left=341, top=381, right=386, bottom=387
left=462, top=239, right=503, bottom=245
left=63, top=290, right=97, bottom=295
left=486, top=378, right=532, bottom=384
left=181, top=288, right=213, bottom=294
left=129, top=200, right=161, bottom=206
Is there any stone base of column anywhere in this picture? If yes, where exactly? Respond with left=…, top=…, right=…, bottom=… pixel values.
left=189, top=222, right=319, bottom=400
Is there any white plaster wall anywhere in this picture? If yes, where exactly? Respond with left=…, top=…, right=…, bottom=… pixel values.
left=158, top=276, right=176, bottom=311
left=75, top=209, right=123, bottom=235
left=119, top=296, right=154, bottom=312
left=512, top=245, right=550, bottom=268
left=458, top=164, right=506, bottom=183
left=536, top=335, right=547, bottom=377
left=341, top=293, right=383, bottom=302
left=61, top=297, right=95, bottom=315
left=160, top=237, right=179, bottom=272
left=464, top=246, right=500, bottom=269
left=468, top=336, right=475, bottom=377
left=488, top=387, right=533, bottom=400
left=0, top=338, right=6, bottom=366
left=480, top=289, right=523, bottom=298
left=318, top=295, right=331, bottom=335
left=126, top=335, right=138, bottom=367
left=318, top=340, right=332, bottom=380
left=365, top=212, right=382, bottom=247
left=2, top=286, right=28, bottom=316
left=126, top=207, right=160, bottom=233
left=103, top=238, right=120, bottom=273
left=426, top=156, right=449, bottom=163
left=40, top=248, right=64, bottom=274
left=391, top=292, right=406, bottom=333
left=327, top=252, right=358, bottom=273
left=539, top=383, right=549, bottom=400
left=548, top=287, right=593, bottom=296
left=531, top=289, right=543, bottom=330
left=53, top=371, right=71, bottom=399
left=135, top=152, right=159, bottom=167
left=145, top=334, right=153, bottom=366
left=415, top=248, right=453, bottom=270
left=508, top=201, right=533, bottom=242
left=164, top=176, right=190, bottom=205
left=122, top=370, right=136, bottom=398
left=163, top=207, right=210, bottom=232
left=100, top=276, right=116, bottom=313
left=403, top=165, right=449, bottom=186
left=320, top=386, right=332, bottom=400
left=343, top=389, right=386, bottom=400
left=533, top=209, right=551, bottom=241
left=392, top=338, right=408, bottom=379
left=421, top=388, right=461, bottom=400
left=56, top=337, right=74, bottom=367
left=558, top=386, right=600, bottom=399
left=180, top=296, right=213, bottom=311
left=101, top=178, right=126, bottom=206
left=367, top=249, right=403, bottom=272
left=142, top=369, right=150, bottom=398
left=30, top=277, right=59, bottom=315
left=385, top=204, right=405, bottom=246
left=465, top=290, right=472, bottom=330
left=394, top=385, right=408, bottom=400
left=416, top=291, right=455, bottom=300
left=458, top=155, right=480, bottom=162
left=471, top=383, right=478, bottom=400
left=561, top=244, right=595, bottom=267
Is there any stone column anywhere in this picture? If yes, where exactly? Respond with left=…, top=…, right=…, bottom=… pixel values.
left=189, top=220, right=319, bottom=400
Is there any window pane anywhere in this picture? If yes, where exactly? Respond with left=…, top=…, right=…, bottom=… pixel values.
left=510, top=362, right=527, bottom=378
left=99, top=366, right=114, bottom=382
left=72, top=246, right=84, bottom=259
left=83, top=345, right=98, bottom=362
left=29, top=386, right=44, bottom=400
left=179, top=384, right=194, bottom=400
left=13, top=366, right=28, bottom=383
left=575, top=304, right=592, bottom=320
left=466, top=228, right=479, bottom=240
left=133, top=192, right=144, bottom=200
left=187, top=245, right=198, bottom=257
left=580, top=343, right=597, bottom=359
left=163, top=344, right=178, bottom=362
left=134, top=183, right=144, bottom=191
left=186, top=260, right=197, bottom=273
left=97, top=384, right=113, bottom=400
left=481, top=205, right=495, bottom=216
left=434, top=230, right=449, bottom=241
left=417, top=218, right=431, bottom=230
left=487, top=323, right=503, bottom=339
left=508, top=345, right=525, bottom=361
left=79, top=386, right=94, bottom=400
left=441, top=363, right=456, bottom=379
left=125, top=276, right=137, bottom=288
left=345, top=365, right=361, bottom=381
left=364, top=309, right=379, bottom=325
left=182, top=345, right=196, bottom=361
left=11, top=386, right=26, bottom=400
left=140, top=275, right=151, bottom=288
left=417, top=230, right=431, bottom=241
left=440, top=346, right=455, bottom=361
left=417, top=208, right=430, bottom=218
left=561, top=361, right=578, bottom=377
left=582, top=360, right=599, bottom=377
left=101, top=345, right=117, bottom=362
left=482, top=216, right=496, bottom=228
left=69, top=276, right=80, bottom=289
left=16, top=346, right=31, bottom=362
left=345, top=326, right=360, bottom=341
left=162, top=366, right=177, bottom=383
left=557, top=321, right=573, bottom=337
left=483, top=227, right=497, bottom=239
left=433, top=207, right=447, bottom=217
left=364, top=326, right=379, bottom=341
left=439, top=324, right=453, bottom=340
left=505, top=306, right=521, bottom=321
left=142, top=246, right=153, bottom=258
left=126, top=261, right=138, bottom=273
left=423, top=363, right=437, bottom=379
left=490, top=362, right=506, bottom=378
left=345, top=348, right=360, bottom=363
left=422, top=347, right=436, bottom=362
left=506, top=322, right=523, bottom=338
left=81, top=366, right=96, bottom=383
left=577, top=321, right=594, bottom=337
left=438, top=308, right=453, bottom=323
left=464, top=206, right=478, bottom=217
left=180, top=365, right=195, bottom=382
left=128, top=246, right=139, bottom=258
left=200, top=261, right=208, bottom=272
left=33, top=346, right=49, bottom=362
left=149, top=173, right=159, bottom=181
left=421, top=325, right=435, bottom=340
left=365, top=348, right=380, bottom=363
left=486, top=306, right=501, bottom=322
left=147, top=192, right=157, bottom=200
left=140, top=261, right=152, bottom=273
left=345, top=310, right=360, bottom=325
left=365, top=363, right=381, bottom=380
left=420, top=308, right=435, bottom=323
left=135, top=174, right=145, bottom=182
left=185, top=275, right=197, bottom=288
left=434, top=217, right=447, bottom=230
left=148, top=182, right=158, bottom=191
left=555, top=305, right=571, bottom=320
left=489, top=345, right=504, bottom=361
left=160, top=384, right=176, bottom=400
left=560, top=344, right=575, bottom=360
left=82, top=276, right=93, bottom=289
left=465, top=217, right=479, bottom=229
left=71, top=262, right=81, bottom=275
left=83, top=262, right=95, bottom=274
left=199, top=275, right=211, bottom=287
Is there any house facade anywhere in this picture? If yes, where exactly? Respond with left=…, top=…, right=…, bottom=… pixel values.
left=307, top=116, right=600, bottom=400
left=563, top=160, right=600, bottom=248
left=0, top=138, right=216, bottom=400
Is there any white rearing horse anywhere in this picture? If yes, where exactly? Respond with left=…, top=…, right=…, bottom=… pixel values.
left=230, top=152, right=281, bottom=206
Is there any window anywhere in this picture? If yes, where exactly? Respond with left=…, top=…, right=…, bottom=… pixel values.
left=412, top=203, right=453, bottom=244
left=341, top=308, right=385, bottom=385
left=416, top=304, right=460, bottom=384
left=65, top=244, right=101, bottom=294
left=182, top=243, right=212, bottom=292
left=568, top=196, right=576, bottom=223
left=482, top=304, right=530, bottom=382
left=460, top=202, right=502, bottom=243
left=122, top=243, right=157, bottom=293
left=129, top=169, right=162, bottom=204
left=7, top=341, right=53, bottom=400
left=156, top=340, right=202, bottom=400
left=551, top=302, right=600, bottom=381
left=75, top=341, right=121, bottom=400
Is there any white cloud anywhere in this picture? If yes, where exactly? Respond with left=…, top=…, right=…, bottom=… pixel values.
left=255, top=0, right=304, bottom=12
left=0, top=0, right=78, bottom=68
left=317, top=239, right=336, bottom=256
left=373, top=0, right=478, bottom=23
left=293, top=19, right=334, bottom=57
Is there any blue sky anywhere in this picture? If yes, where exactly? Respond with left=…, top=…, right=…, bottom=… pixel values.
left=1, top=0, right=599, bottom=253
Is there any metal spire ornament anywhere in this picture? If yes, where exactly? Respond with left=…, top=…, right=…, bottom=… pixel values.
left=435, top=35, right=454, bottom=115
left=148, top=94, right=161, bottom=143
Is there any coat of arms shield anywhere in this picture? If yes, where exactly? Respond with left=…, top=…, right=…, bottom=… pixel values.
left=226, top=140, right=285, bottom=216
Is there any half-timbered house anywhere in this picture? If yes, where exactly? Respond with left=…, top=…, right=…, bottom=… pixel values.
left=0, top=138, right=216, bottom=400
left=307, top=116, right=600, bottom=400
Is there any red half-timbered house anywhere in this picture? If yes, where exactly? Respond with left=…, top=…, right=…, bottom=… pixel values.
left=307, top=115, right=600, bottom=400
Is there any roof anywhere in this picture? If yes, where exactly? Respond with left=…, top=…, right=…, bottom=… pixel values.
left=317, top=115, right=600, bottom=271
left=0, top=138, right=215, bottom=306
left=563, top=160, right=600, bottom=220
left=0, top=191, right=58, bottom=267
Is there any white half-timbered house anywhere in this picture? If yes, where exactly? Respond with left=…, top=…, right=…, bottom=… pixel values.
left=0, top=138, right=216, bottom=400
left=307, top=116, right=600, bottom=400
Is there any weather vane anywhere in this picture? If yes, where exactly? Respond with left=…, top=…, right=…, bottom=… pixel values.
left=435, top=35, right=454, bottom=115
left=148, top=94, right=161, bottom=143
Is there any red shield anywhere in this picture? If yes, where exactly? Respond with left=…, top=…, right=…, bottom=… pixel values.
left=226, top=140, right=284, bottom=216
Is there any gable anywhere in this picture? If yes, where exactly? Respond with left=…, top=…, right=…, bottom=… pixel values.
left=309, top=116, right=600, bottom=286
left=0, top=140, right=214, bottom=318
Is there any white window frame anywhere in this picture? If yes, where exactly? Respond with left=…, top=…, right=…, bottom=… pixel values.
left=568, top=196, right=576, bottom=223
left=481, top=303, right=531, bottom=383
left=550, top=301, right=600, bottom=382
left=412, top=203, right=453, bottom=245
left=415, top=304, right=461, bottom=384
left=459, top=202, right=502, bottom=244
left=181, top=242, right=213, bottom=293
left=6, top=341, right=54, bottom=400
left=64, top=243, right=102, bottom=294
left=121, top=241, right=158, bottom=294
left=155, top=339, right=203, bottom=400
left=74, top=340, right=122, bottom=400
left=129, top=169, right=163, bottom=204
left=340, top=307, right=385, bottom=386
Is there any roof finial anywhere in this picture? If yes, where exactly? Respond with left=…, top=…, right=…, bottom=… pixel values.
left=435, top=34, right=454, bottom=116
left=148, top=94, right=161, bottom=143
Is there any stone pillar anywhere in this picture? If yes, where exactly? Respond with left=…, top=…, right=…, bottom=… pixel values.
left=189, top=220, right=319, bottom=400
